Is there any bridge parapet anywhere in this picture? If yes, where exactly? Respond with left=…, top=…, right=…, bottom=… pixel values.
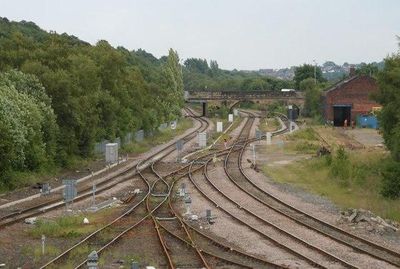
left=186, top=90, right=304, bottom=100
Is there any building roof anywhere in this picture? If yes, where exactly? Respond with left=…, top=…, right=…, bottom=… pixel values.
left=323, top=75, right=376, bottom=96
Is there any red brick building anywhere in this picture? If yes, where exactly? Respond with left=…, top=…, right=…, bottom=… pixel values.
left=323, top=74, right=381, bottom=126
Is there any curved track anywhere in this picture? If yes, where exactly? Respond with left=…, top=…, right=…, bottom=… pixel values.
left=236, top=113, right=400, bottom=267
left=0, top=108, right=205, bottom=229
left=187, top=114, right=355, bottom=268
left=38, top=109, right=209, bottom=268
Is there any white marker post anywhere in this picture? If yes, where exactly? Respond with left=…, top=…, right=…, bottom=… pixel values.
left=198, top=132, right=207, bottom=148
left=266, top=132, right=272, bottom=145
left=251, top=144, right=256, bottom=166
left=41, top=234, right=46, bottom=255
left=92, top=184, right=96, bottom=207
left=216, top=121, right=223, bottom=132
left=228, top=114, right=233, bottom=122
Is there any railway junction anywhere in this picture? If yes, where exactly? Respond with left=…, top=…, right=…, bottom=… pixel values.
left=0, top=107, right=399, bottom=269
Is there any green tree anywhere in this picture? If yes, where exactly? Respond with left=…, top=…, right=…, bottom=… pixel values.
left=356, top=63, right=379, bottom=77
left=294, top=64, right=325, bottom=89
left=0, top=70, right=58, bottom=186
left=300, top=78, right=322, bottom=117
left=376, top=48, right=400, bottom=161
left=0, top=17, right=186, bottom=175
left=375, top=39, right=400, bottom=198
left=158, top=49, right=184, bottom=121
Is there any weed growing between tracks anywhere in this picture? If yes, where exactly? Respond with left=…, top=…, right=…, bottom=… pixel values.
left=28, top=208, right=115, bottom=239
left=21, top=244, right=60, bottom=263
left=258, top=117, right=279, bottom=133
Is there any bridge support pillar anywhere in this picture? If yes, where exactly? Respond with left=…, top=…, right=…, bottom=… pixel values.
left=202, top=102, right=208, bottom=117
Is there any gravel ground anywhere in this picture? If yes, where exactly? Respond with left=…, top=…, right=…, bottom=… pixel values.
left=173, top=116, right=314, bottom=268
left=344, top=128, right=384, bottom=147
left=179, top=176, right=308, bottom=268
left=0, top=174, right=148, bottom=267
left=209, top=161, right=396, bottom=269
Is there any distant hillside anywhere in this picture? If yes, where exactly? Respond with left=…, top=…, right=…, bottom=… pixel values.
left=257, top=61, right=384, bottom=81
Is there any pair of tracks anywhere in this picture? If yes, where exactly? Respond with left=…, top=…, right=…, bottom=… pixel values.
left=187, top=111, right=400, bottom=268
left=140, top=114, right=282, bottom=268
left=0, top=108, right=206, bottom=229
left=4, top=109, right=400, bottom=268
left=37, top=111, right=278, bottom=268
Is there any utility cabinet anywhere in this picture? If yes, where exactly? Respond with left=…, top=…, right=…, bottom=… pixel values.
left=105, top=143, right=118, bottom=163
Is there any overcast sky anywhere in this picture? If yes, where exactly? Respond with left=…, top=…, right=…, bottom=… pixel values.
left=1, top=0, right=400, bottom=70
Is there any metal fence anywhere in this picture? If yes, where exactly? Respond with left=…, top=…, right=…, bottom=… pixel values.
left=94, top=120, right=177, bottom=154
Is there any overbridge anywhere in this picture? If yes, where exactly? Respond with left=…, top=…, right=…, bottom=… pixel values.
left=185, top=90, right=305, bottom=116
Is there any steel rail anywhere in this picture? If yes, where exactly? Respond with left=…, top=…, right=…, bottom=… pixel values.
left=188, top=153, right=327, bottom=268
left=165, top=187, right=285, bottom=269
left=144, top=163, right=175, bottom=269
left=153, top=162, right=212, bottom=269
left=0, top=107, right=205, bottom=228
left=222, top=113, right=358, bottom=268
left=237, top=113, right=400, bottom=267
left=39, top=110, right=208, bottom=268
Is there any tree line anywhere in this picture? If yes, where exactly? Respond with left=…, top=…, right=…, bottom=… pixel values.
left=183, top=58, right=295, bottom=91
left=0, top=17, right=184, bottom=188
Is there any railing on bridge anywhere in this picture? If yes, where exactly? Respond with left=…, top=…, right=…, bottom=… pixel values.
left=186, top=90, right=302, bottom=100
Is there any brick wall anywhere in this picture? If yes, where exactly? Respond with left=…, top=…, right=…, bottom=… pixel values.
left=324, top=76, right=380, bottom=121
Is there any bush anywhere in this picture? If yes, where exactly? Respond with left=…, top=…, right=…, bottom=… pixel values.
left=266, top=101, right=286, bottom=114
left=329, top=146, right=351, bottom=186
left=381, top=159, right=400, bottom=199
left=208, top=105, right=229, bottom=119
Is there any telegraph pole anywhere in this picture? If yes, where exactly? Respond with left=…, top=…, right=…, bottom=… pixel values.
left=313, top=60, right=317, bottom=85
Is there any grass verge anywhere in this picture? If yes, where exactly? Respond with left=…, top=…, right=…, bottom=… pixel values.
left=263, top=148, right=400, bottom=221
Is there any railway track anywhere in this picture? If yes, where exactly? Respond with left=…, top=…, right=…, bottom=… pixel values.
left=0, top=108, right=207, bottom=229
left=232, top=114, right=400, bottom=267
left=143, top=161, right=209, bottom=269
left=38, top=112, right=256, bottom=268
left=120, top=113, right=286, bottom=269
left=31, top=109, right=210, bottom=268
left=152, top=149, right=286, bottom=269
left=38, top=151, right=206, bottom=268
left=6, top=107, right=397, bottom=268
left=188, top=114, right=357, bottom=268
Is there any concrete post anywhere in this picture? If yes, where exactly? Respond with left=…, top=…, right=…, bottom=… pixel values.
left=131, top=261, right=139, bottom=269
left=87, top=250, right=98, bottom=269
left=185, top=195, right=192, bottom=215
left=41, top=235, right=45, bottom=255
left=206, top=209, right=211, bottom=222
left=266, top=132, right=272, bottom=145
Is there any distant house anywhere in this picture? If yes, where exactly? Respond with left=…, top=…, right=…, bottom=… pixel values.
left=322, top=68, right=381, bottom=126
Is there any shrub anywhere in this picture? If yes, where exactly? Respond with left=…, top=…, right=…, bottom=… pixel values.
left=329, top=146, right=351, bottom=186
left=381, top=159, right=400, bottom=199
